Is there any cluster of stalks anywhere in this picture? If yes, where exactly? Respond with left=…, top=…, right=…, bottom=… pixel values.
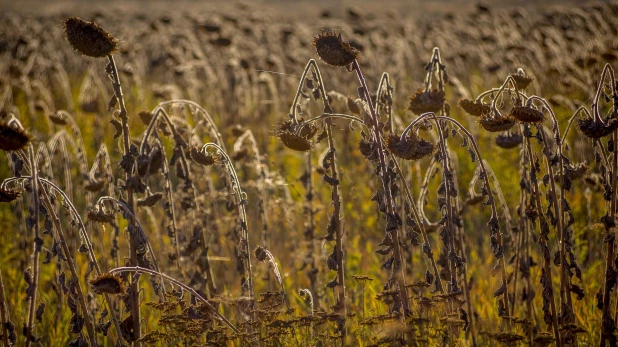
left=3, top=4, right=618, bottom=346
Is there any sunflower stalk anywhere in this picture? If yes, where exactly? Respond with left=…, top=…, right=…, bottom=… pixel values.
left=408, top=114, right=511, bottom=321
left=0, top=269, right=12, bottom=347
left=523, top=132, right=562, bottom=346
left=105, top=53, right=142, bottom=345
left=24, top=146, right=41, bottom=347
left=352, top=59, right=411, bottom=315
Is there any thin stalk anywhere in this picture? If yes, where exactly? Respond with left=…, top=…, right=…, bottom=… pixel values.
left=305, top=153, right=320, bottom=311
left=0, top=270, right=11, bottom=347
left=200, top=144, right=254, bottom=300
left=107, top=54, right=141, bottom=345
left=38, top=187, right=99, bottom=346
left=452, top=194, right=477, bottom=346
left=288, top=60, right=321, bottom=124
left=593, top=64, right=618, bottom=347
left=352, top=59, right=410, bottom=315
left=524, top=135, right=562, bottom=346
left=292, top=60, right=347, bottom=334
left=406, top=114, right=511, bottom=320
left=325, top=116, right=347, bottom=322
left=108, top=267, right=240, bottom=335
left=527, top=96, right=572, bottom=309
left=4, top=175, right=125, bottom=345
left=24, top=146, right=40, bottom=347
left=297, top=113, right=364, bottom=130
left=391, top=159, right=443, bottom=293
left=423, top=48, right=445, bottom=92
left=374, top=73, right=393, bottom=131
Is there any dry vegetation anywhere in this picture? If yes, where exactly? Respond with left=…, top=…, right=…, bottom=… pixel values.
left=1, top=1, right=618, bottom=346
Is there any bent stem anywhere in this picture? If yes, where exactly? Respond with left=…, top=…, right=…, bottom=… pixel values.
left=406, top=114, right=511, bottom=321
left=38, top=186, right=100, bottom=346
left=352, top=59, right=410, bottom=315
left=523, top=134, right=562, bottom=346
left=108, top=266, right=241, bottom=336
left=290, top=60, right=347, bottom=336
left=4, top=175, right=124, bottom=345
left=391, top=159, right=443, bottom=294
left=200, top=144, right=254, bottom=301
left=527, top=96, right=573, bottom=315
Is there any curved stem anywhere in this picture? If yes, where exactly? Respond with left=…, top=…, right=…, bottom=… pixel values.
left=524, top=135, right=562, bottom=346
left=475, top=88, right=527, bottom=105
left=591, top=64, right=616, bottom=122
left=374, top=72, right=392, bottom=120
left=38, top=186, right=100, bottom=346
left=405, top=113, right=511, bottom=319
left=3, top=176, right=124, bottom=344
left=289, top=60, right=321, bottom=124
left=108, top=267, right=240, bottom=335
left=297, top=113, right=365, bottom=132
left=153, top=100, right=225, bottom=149
left=391, top=159, right=443, bottom=293
left=352, top=60, right=410, bottom=314
left=490, top=76, right=521, bottom=113
left=200, top=144, right=254, bottom=301
left=303, top=59, right=347, bottom=337
left=560, top=106, right=592, bottom=151
left=527, top=96, right=572, bottom=309
left=96, top=197, right=163, bottom=280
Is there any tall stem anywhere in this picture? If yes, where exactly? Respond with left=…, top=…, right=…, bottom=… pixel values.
left=0, top=270, right=11, bottom=347
left=24, top=146, right=40, bottom=347
left=304, top=153, right=320, bottom=310
left=107, top=54, right=140, bottom=345
left=352, top=60, right=410, bottom=314
left=38, top=187, right=99, bottom=346
left=524, top=136, right=562, bottom=346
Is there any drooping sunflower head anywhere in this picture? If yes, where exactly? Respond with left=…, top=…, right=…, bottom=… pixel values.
left=313, top=29, right=359, bottom=67
left=510, top=74, right=533, bottom=89
left=495, top=133, right=523, bottom=149
left=273, top=120, right=315, bottom=152
left=89, top=273, right=126, bottom=295
left=478, top=112, right=516, bottom=132
left=510, top=106, right=544, bottom=124
left=577, top=117, right=618, bottom=139
left=408, top=89, right=445, bottom=115
left=63, top=16, right=118, bottom=58
left=458, top=99, right=490, bottom=117
left=189, top=147, right=219, bottom=166
left=385, top=132, right=435, bottom=160
left=0, top=120, right=31, bottom=152
left=0, top=186, right=21, bottom=203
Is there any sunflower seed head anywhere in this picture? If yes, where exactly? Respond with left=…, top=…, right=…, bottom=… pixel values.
left=89, top=273, right=126, bottom=295
left=385, top=132, right=434, bottom=160
left=479, top=113, right=516, bottom=132
left=0, top=121, right=31, bottom=152
left=577, top=117, right=618, bottom=139
left=510, top=106, right=544, bottom=124
left=64, top=17, right=118, bottom=58
left=458, top=99, right=490, bottom=117
left=313, top=29, right=359, bottom=67
left=408, top=89, right=445, bottom=115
